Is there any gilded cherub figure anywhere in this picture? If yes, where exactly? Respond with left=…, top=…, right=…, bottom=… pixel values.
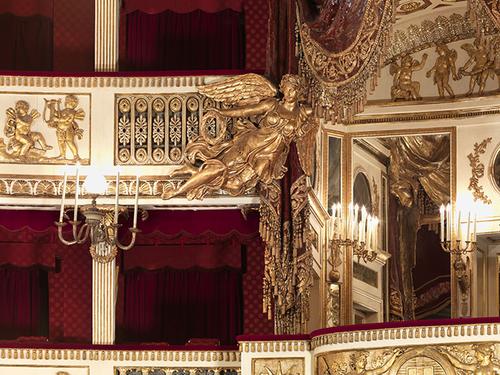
left=426, top=44, right=459, bottom=98
left=458, top=38, right=493, bottom=96
left=439, top=344, right=500, bottom=375
left=3, top=100, right=52, bottom=159
left=162, top=73, right=319, bottom=200
left=44, top=95, right=85, bottom=160
left=390, top=54, right=428, bottom=100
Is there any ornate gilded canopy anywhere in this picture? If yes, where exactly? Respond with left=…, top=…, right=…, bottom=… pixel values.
left=298, top=0, right=394, bottom=122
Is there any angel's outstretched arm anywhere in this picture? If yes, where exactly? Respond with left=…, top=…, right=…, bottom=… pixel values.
left=214, top=98, right=275, bottom=118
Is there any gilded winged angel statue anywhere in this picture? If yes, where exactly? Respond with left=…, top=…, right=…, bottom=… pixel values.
left=162, top=73, right=319, bottom=200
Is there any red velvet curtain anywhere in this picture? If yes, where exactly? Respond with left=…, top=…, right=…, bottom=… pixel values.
left=0, top=13, right=53, bottom=70
left=123, top=9, right=244, bottom=70
left=120, top=267, right=242, bottom=344
left=0, top=266, right=48, bottom=339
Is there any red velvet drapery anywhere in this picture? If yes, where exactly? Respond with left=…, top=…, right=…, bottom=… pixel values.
left=123, top=9, right=244, bottom=71
left=0, top=13, right=53, bottom=71
left=0, top=266, right=48, bottom=339
left=120, top=267, right=242, bottom=344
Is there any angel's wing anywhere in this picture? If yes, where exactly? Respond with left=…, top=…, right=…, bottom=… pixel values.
left=198, top=73, right=277, bottom=106
left=296, top=107, right=320, bottom=177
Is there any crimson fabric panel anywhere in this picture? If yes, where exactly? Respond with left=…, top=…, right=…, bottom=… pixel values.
left=0, top=266, right=48, bottom=339
left=124, top=9, right=244, bottom=70
left=120, top=267, right=242, bottom=344
left=0, top=13, right=53, bottom=70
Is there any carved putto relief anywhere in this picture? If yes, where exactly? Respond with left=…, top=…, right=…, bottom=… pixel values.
left=383, top=34, right=500, bottom=101
left=253, top=358, right=304, bottom=375
left=0, top=94, right=90, bottom=164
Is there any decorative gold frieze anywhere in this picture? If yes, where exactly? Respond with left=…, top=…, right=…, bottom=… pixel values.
left=116, top=367, right=240, bottom=375
left=316, top=343, right=500, bottom=374
left=467, top=137, right=493, bottom=204
left=0, top=94, right=89, bottom=164
left=252, top=358, right=304, bottom=375
left=310, top=322, right=500, bottom=349
left=386, top=14, right=476, bottom=65
left=0, top=348, right=240, bottom=362
left=115, top=93, right=227, bottom=165
left=0, top=75, right=207, bottom=89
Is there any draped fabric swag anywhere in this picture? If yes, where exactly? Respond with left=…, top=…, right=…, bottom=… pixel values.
left=387, top=136, right=451, bottom=321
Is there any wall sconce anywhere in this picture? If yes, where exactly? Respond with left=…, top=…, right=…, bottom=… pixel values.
left=329, top=202, right=379, bottom=263
left=439, top=203, right=477, bottom=255
left=55, top=165, right=142, bottom=260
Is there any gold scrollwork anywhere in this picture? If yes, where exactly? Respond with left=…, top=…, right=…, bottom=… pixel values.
left=467, top=137, right=493, bottom=204
left=299, top=0, right=393, bottom=122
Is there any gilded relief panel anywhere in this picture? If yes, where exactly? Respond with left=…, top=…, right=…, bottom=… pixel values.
left=316, top=343, right=500, bottom=375
left=253, top=358, right=304, bottom=375
left=0, top=93, right=90, bottom=164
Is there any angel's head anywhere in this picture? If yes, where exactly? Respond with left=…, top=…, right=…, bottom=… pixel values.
left=280, top=74, right=303, bottom=103
left=436, top=44, right=448, bottom=56
left=473, top=344, right=494, bottom=362
left=15, top=100, right=29, bottom=115
left=64, top=95, right=79, bottom=109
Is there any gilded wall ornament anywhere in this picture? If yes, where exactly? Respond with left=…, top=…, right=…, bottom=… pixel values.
left=44, top=95, right=85, bottom=160
left=426, top=44, right=459, bottom=98
left=386, top=14, right=476, bottom=65
left=437, top=343, right=500, bottom=374
left=298, top=0, right=393, bottom=122
left=161, top=74, right=318, bottom=200
left=115, top=93, right=221, bottom=165
left=389, top=54, right=428, bottom=101
left=318, top=348, right=406, bottom=375
left=252, top=358, right=304, bottom=375
left=467, top=137, right=493, bottom=204
left=0, top=94, right=89, bottom=164
left=1, top=100, right=53, bottom=161
left=459, top=38, right=496, bottom=96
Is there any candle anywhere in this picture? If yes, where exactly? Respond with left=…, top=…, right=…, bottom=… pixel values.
left=457, top=210, right=462, bottom=243
left=73, top=163, right=80, bottom=222
left=466, top=211, right=471, bottom=242
left=439, top=205, right=445, bottom=242
left=360, top=206, right=367, bottom=242
left=347, top=202, right=353, bottom=239
left=366, top=215, right=372, bottom=248
left=59, top=168, right=68, bottom=222
left=373, top=218, right=379, bottom=250
left=473, top=211, right=477, bottom=241
left=114, top=170, right=120, bottom=224
left=133, top=175, right=139, bottom=228
left=354, top=204, right=359, bottom=240
left=446, top=203, right=451, bottom=241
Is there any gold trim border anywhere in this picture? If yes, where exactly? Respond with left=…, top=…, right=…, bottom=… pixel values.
left=310, top=322, right=500, bottom=349
left=0, top=348, right=240, bottom=362
left=240, top=341, right=310, bottom=353
left=0, top=75, right=209, bottom=89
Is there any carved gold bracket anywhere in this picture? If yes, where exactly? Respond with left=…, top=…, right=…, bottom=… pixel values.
left=467, top=137, right=493, bottom=204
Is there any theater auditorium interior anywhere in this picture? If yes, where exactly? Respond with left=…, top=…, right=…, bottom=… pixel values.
left=0, top=0, right=499, bottom=374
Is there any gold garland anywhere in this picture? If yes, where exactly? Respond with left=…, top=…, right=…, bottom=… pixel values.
left=467, top=137, right=493, bottom=204
left=299, top=0, right=394, bottom=123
